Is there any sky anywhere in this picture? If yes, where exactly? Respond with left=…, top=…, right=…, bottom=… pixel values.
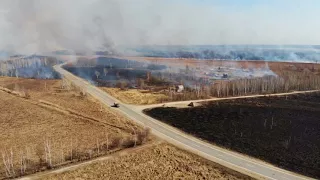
left=0, top=0, right=319, bottom=54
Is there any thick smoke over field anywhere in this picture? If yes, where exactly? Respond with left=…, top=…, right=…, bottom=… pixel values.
left=0, top=0, right=123, bottom=55
left=133, top=45, right=320, bottom=62
left=0, top=0, right=319, bottom=61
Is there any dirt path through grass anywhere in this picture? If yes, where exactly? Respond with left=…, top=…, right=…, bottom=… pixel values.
left=18, top=141, right=161, bottom=180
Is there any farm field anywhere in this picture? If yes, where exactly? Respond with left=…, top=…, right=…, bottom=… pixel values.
left=144, top=92, right=320, bottom=179
left=0, top=77, right=144, bottom=179
left=41, top=142, right=250, bottom=180
left=0, top=76, right=244, bottom=179
left=0, top=77, right=140, bottom=129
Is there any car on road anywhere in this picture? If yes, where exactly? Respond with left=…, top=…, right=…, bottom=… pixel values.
left=111, top=102, right=120, bottom=108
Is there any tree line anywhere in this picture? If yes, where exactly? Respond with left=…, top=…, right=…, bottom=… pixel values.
left=164, top=70, right=320, bottom=101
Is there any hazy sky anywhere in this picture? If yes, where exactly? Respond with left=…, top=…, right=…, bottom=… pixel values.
left=0, top=0, right=319, bottom=54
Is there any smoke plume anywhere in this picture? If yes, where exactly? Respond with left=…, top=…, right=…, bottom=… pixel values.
left=0, top=0, right=318, bottom=57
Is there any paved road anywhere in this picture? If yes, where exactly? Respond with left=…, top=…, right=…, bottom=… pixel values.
left=54, top=64, right=313, bottom=180
left=137, top=90, right=320, bottom=110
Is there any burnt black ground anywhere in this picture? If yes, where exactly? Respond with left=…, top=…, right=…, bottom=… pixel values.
left=144, top=93, right=320, bottom=179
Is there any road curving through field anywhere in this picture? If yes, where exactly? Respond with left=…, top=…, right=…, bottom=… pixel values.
left=54, top=63, right=316, bottom=180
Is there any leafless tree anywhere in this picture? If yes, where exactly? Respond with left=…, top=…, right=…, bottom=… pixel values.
left=70, top=139, right=73, bottom=161
left=96, top=138, right=100, bottom=155
left=44, top=139, right=52, bottom=168
left=117, top=81, right=128, bottom=90
left=108, top=59, right=113, bottom=69
left=105, top=133, right=109, bottom=153
left=15, top=69, right=19, bottom=78
left=60, top=146, right=64, bottom=164
left=137, top=78, right=145, bottom=89
left=95, top=71, right=100, bottom=79
left=132, top=128, right=137, bottom=147
left=103, top=68, right=108, bottom=76
left=20, top=151, right=27, bottom=175
left=2, top=148, right=16, bottom=178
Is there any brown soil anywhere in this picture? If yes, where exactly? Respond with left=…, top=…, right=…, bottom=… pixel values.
left=41, top=142, right=250, bottom=180
left=101, top=87, right=169, bottom=105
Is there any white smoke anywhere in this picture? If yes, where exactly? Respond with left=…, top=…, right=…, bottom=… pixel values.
left=0, top=0, right=318, bottom=55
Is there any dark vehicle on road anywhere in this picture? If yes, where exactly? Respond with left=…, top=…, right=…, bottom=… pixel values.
left=111, top=102, right=120, bottom=108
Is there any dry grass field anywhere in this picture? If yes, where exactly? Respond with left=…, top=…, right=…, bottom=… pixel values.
left=101, top=87, right=169, bottom=105
left=42, top=142, right=249, bottom=180
left=0, top=77, right=143, bottom=179
left=0, top=76, right=245, bottom=179
left=0, top=77, right=139, bottom=129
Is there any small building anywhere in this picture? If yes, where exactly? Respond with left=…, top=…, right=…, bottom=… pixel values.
left=176, top=85, right=184, bottom=93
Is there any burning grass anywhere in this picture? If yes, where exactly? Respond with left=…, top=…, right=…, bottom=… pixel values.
left=67, top=57, right=320, bottom=105
left=0, top=56, right=60, bottom=79
left=41, top=142, right=250, bottom=180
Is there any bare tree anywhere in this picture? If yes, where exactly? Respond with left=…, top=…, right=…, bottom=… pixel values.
left=2, top=151, right=13, bottom=178
left=108, top=59, right=113, bottom=69
left=60, top=144, right=64, bottom=164
left=103, top=68, right=108, bottom=76
left=44, top=139, right=52, bottom=168
left=104, top=133, right=109, bottom=153
left=96, top=138, right=100, bottom=155
left=2, top=148, right=16, bottom=178
left=95, top=71, right=100, bottom=79
left=70, top=139, right=73, bottom=161
left=117, top=81, right=128, bottom=90
left=20, top=151, right=27, bottom=175
left=137, top=78, right=145, bottom=89
left=15, top=69, right=19, bottom=78
left=132, top=128, right=137, bottom=147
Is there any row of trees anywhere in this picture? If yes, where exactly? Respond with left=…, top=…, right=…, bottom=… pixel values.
left=1, top=128, right=150, bottom=178
left=164, top=70, right=320, bottom=101
left=0, top=57, right=58, bottom=77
